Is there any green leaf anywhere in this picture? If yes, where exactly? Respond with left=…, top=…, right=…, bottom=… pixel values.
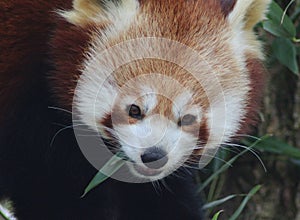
left=198, top=136, right=269, bottom=192
left=212, top=210, right=224, bottom=220
left=263, top=21, right=292, bottom=38
left=203, top=195, right=238, bottom=210
left=272, top=38, right=299, bottom=74
left=228, top=185, right=262, bottom=220
left=245, top=136, right=300, bottom=159
left=81, top=153, right=126, bottom=198
left=262, top=1, right=296, bottom=38
left=0, top=209, right=10, bottom=220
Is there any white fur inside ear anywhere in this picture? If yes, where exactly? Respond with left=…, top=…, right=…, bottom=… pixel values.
left=228, top=0, right=271, bottom=30
left=95, top=0, right=140, bottom=39
left=58, top=0, right=139, bottom=27
left=227, top=0, right=270, bottom=59
left=58, top=0, right=104, bottom=26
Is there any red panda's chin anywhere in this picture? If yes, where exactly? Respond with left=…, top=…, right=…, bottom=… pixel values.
left=133, top=164, right=163, bottom=177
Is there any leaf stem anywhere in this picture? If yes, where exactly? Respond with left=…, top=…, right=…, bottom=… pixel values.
left=292, top=37, right=300, bottom=43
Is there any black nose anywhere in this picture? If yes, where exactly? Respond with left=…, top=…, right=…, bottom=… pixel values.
left=141, top=147, right=168, bottom=169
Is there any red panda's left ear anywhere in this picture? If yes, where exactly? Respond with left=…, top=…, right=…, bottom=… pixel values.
left=58, top=0, right=104, bottom=26
left=59, top=0, right=139, bottom=27
left=221, top=0, right=271, bottom=30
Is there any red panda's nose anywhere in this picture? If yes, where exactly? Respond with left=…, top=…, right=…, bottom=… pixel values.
left=141, top=147, right=168, bottom=169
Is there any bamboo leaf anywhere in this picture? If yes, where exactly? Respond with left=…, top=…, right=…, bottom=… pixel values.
left=81, top=153, right=126, bottom=198
left=272, top=38, right=299, bottom=75
left=263, top=1, right=296, bottom=38
left=245, top=136, right=300, bottom=159
left=198, top=136, right=269, bottom=192
left=203, top=195, right=238, bottom=210
left=212, top=210, right=224, bottom=220
left=228, top=185, right=262, bottom=220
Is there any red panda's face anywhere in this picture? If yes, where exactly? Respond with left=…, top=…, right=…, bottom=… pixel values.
left=53, top=0, right=269, bottom=181
left=75, top=67, right=208, bottom=179
left=106, top=74, right=204, bottom=178
left=74, top=48, right=247, bottom=180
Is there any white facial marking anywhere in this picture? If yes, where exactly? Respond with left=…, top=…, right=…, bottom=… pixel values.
left=141, top=86, right=157, bottom=113
left=115, top=114, right=197, bottom=179
left=75, top=73, right=118, bottom=131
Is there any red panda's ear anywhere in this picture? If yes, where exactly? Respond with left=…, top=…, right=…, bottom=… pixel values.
left=59, top=0, right=139, bottom=27
left=220, top=0, right=237, bottom=17
left=223, top=0, right=271, bottom=30
left=58, top=0, right=104, bottom=26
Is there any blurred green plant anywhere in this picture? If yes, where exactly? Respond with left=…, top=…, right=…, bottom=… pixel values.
left=204, top=135, right=300, bottom=219
left=204, top=1, right=300, bottom=218
left=200, top=137, right=266, bottom=219
left=262, top=0, right=300, bottom=74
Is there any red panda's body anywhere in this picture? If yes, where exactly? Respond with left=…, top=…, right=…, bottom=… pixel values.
left=0, top=0, right=269, bottom=219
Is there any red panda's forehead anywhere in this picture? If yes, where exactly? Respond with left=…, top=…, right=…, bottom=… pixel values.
left=112, top=59, right=210, bottom=109
left=132, top=0, right=227, bottom=44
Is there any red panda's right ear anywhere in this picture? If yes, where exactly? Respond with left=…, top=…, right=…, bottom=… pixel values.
left=59, top=0, right=139, bottom=27
left=221, top=0, right=271, bottom=30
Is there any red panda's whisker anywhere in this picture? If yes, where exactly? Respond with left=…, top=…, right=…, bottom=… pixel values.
left=186, top=154, right=233, bottom=167
left=182, top=164, right=205, bottom=171
left=48, top=106, right=73, bottom=115
left=223, top=143, right=267, bottom=172
left=50, top=123, right=94, bottom=147
left=50, top=125, right=76, bottom=147
left=151, top=180, right=163, bottom=194
left=160, top=179, right=172, bottom=193
left=234, top=134, right=262, bottom=140
left=218, top=146, right=240, bottom=154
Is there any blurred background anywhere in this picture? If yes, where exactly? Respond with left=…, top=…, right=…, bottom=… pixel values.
left=200, top=0, right=300, bottom=219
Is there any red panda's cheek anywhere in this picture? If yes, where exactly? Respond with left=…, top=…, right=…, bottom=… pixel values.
left=194, top=119, right=209, bottom=155
left=181, top=123, right=202, bottom=138
left=128, top=117, right=140, bottom=125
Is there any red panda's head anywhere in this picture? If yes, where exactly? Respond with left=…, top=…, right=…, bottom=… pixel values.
left=51, top=0, right=269, bottom=181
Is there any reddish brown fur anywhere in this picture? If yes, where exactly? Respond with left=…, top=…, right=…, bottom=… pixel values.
left=101, top=113, right=113, bottom=129
left=49, top=20, right=92, bottom=110
left=130, top=0, right=226, bottom=47
left=49, top=0, right=260, bottom=148
left=0, top=0, right=266, bottom=143
left=236, top=57, right=267, bottom=136
left=0, top=1, right=59, bottom=123
left=194, top=118, right=209, bottom=155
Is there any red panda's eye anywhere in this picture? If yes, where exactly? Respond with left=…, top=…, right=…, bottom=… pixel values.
left=178, top=114, right=196, bottom=126
left=128, top=104, right=142, bottom=119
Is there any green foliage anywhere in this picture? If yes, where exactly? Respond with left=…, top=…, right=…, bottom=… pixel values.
left=203, top=195, right=239, bottom=210
left=262, top=0, right=300, bottom=74
left=81, top=152, right=126, bottom=197
left=228, top=185, right=262, bottom=220
left=0, top=210, right=10, bottom=220
left=197, top=136, right=266, bottom=193
left=272, top=37, right=299, bottom=74
left=200, top=137, right=267, bottom=219
left=211, top=210, right=224, bottom=220
left=244, top=136, right=300, bottom=160
left=263, top=1, right=296, bottom=38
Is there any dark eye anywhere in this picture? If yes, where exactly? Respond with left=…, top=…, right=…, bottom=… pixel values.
left=178, top=114, right=196, bottom=126
left=128, top=104, right=142, bottom=119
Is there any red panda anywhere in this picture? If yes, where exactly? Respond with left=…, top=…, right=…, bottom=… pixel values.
left=0, top=0, right=269, bottom=219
